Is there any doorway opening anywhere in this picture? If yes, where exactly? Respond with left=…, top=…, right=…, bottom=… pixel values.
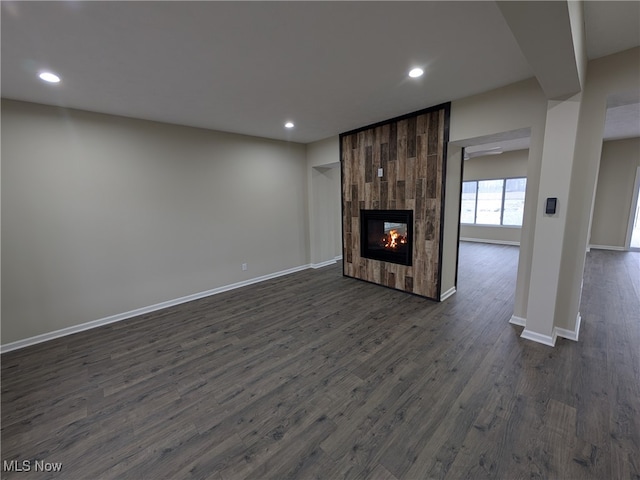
left=453, top=128, right=531, bottom=309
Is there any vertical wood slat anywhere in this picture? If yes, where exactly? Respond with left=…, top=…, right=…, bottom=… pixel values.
left=427, top=111, right=439, bottom=156
left=396, top=181, right=406, bottom=210
left=380, top=143, right=389, bottom=178
left=405, top=275, right=414, bottom=292
left=406, top=157, right=416, bottom=200
left=340, top=106, right=448, bottom=299
left=407, top=116, right=417, bottom=158
left=397, top=120, right=408, bottom=181
left=389, top=122, right=397, bottom=162
left=365, top=146, right=373, bottom=184
left=380, top=182, right=388, bottom=210
left=426, top=155, right=438, bottom=199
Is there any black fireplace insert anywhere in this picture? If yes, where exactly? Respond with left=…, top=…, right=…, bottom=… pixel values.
left=360, top=210, right=413, bottom=266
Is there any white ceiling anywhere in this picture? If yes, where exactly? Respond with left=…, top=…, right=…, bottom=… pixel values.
left=584, top=0, right=640, bottom=59
left=1, top=1, right=639, bottom=145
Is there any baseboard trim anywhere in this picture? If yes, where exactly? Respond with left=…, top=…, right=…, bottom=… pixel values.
left=460, top=237, right=520, bottom=246
left=311, top=259, right=338, bottom=269
left=513, top=313, right=580, bottom=346
left=588, top=244, right=625, bottom=251
left=440, top=287, right=456, bottom=301
left=520, top=328, right=557, bottom=347
left=556, top=313, right=581, bottom=342
left=1, top=263, right=312, bottom=353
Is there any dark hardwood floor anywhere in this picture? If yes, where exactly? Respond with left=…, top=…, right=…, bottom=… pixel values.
left=2, top=242, right=639, bottom=479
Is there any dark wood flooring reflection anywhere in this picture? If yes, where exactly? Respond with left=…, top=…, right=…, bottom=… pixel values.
left=2, top=243, right=639, bottom=479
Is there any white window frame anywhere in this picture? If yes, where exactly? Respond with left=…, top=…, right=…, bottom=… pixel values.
left=461, top=177, right=527, bottom=227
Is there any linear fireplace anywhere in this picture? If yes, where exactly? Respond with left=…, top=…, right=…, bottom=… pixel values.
left=360, top=210, right=413, bottom=266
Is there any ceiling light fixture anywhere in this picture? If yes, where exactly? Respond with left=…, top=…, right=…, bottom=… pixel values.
left=284, top=122, right=294, bottom=129
left=39, top=72, right=61, bottom=83
left=408, top=68, right=424, bottom=78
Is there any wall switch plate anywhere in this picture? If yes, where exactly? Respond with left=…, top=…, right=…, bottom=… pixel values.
left=377, top=168, right=383, bottom=177
left=242, top=263, right=248, bottom=271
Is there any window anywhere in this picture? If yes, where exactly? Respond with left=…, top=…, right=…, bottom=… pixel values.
left=460, top=177, right=527, bottom=226
left=476, top=179, right=504, bottom=225
left=503, top=178, right=527, bottom=226
left=460, top=181, right=476, bottom=224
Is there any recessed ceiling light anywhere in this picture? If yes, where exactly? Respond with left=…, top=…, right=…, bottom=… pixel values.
left=39, top=72, right=61, bottom=83
left=408, top=68, right=424, bottom=78
left=284, top=122, right=294, bottom=129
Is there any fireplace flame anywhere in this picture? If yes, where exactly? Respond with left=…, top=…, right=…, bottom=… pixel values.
left=383, top=229, right=407, bottom=249
left=386, top=229, right=399, bottom=248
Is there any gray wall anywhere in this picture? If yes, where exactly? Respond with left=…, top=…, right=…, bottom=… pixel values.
left=306, top=136, right=341, bottom=266
left=460, top=149, right=529, bottom=244
left=2, top=99, right=308, bottom=344
left=590, top=137, right=640, bottom=248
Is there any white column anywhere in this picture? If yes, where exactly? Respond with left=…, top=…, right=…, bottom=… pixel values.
left=522, top=94, right=582, bottom=346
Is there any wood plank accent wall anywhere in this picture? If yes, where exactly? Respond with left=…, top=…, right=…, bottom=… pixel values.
left=341, top=104, right=450, bottom=299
